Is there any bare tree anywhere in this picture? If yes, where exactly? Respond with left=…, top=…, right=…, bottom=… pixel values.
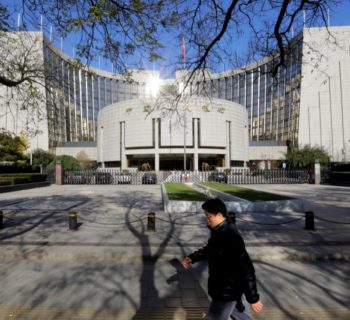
left=0, top=29, right=49, bottom=136
left=0, top=0, right=344, bottom=114
left=0, top=4, right=44, bottom=89
left=174, top=0, right=339, bottom=91
left=19, top=0, right=341, bottom=77
left=21, top=0, right=179, bottom=72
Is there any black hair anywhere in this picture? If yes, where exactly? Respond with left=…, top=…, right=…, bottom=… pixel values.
left=201, top=198, right=227, bottom=217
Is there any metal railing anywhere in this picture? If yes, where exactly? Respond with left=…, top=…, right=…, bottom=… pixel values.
left=63, top=169, right=310, bottom=185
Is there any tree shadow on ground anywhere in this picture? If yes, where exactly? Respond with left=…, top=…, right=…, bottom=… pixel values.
left=121, top=194, right=209, bottom=319
left=0, top=188, right=209, bottom=319
left=1, top=187, right=348, bottom=319
left=254, top=260, right=350, bottom=320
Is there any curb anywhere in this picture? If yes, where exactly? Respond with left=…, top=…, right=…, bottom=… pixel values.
left=194, top=183, right=305, bottom=212
left=162, top=182, right=304, bottom=213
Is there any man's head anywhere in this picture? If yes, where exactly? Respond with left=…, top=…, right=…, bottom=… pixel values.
left=202, top=198, right=227, bottom=228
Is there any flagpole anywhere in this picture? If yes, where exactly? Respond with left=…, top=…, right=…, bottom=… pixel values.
left=17, top=13, right=21, bottom=31
left=182, top=37, right=186, bottom=69
left=327, top=9, right=330, bottom=27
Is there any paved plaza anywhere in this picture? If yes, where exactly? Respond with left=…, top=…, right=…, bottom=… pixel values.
left=0, top=183, right=349, bottom=319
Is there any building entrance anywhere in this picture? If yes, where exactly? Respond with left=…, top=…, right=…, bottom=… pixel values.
left=159, top=154, right=193, bottom=170
left=127, top=155, right=155, bottom=171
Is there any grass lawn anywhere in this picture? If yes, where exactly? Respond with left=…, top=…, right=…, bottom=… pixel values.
left=200, top=182, right=293, bottom=202
left=164, top=182, right=209, bottom=201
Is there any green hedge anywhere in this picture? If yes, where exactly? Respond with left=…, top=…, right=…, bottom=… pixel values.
left=0, top=173, right=47, bottom=185
left=331, top=172, right=350, bottom=185
left=0, top=179, right=12, bottom=186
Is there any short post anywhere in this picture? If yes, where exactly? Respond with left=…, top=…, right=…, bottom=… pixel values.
left=68, top=212, right=78, bottom=230
left=55, top=160, right=63, bottom=185
left=305, top=211, right=315, bottom=230
left=314, top=160, right=321, bottom=185
left=0, top=210, right=3, bottom=229
left=147, top=212, right=156, bottom=231
left=227, top=211, right=236, bottom=225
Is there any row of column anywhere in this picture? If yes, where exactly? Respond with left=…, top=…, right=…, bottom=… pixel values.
left=118, top=118, right=231, bottom=171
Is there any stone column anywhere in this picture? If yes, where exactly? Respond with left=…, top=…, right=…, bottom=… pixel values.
left=194, top=118, right=199, bottom=171
left=226, top=121, right=231, bottom=168
left=154, top=118, right=160, bottom=171
left=99, top=126, right=105, bottom=168
left=314, top=160, right=321, bottom=185
left=120, top=121, right=127, bottom=169
left=55, top=160, right=63, bottom=185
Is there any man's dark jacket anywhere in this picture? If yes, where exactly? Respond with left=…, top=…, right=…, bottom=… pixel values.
left=188, top=219, right=259, bottom=303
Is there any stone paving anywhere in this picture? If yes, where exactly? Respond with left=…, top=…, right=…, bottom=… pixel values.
left=0, top=183, right=349, bottom=319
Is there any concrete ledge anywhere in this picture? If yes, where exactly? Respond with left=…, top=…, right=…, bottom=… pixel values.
left=161, top=183, right=204, bottom=213
left=194, top=183, right=305, bottom=213
left=162, top=183, right=304, bottom=213
left=251, top=198, right=304, bottom=212
left=0, top=181, right=51, bottom=193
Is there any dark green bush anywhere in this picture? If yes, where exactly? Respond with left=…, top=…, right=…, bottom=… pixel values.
left=0, top=179, right=12, bottom=186
left=331, top=172, right=350, bottom=185
left=49, top=155, right=81, bottom=171
left=13, top=177, right=30, bottom=184
left=27, top=174, right=47, bottom=182
left=0, top=173, right=47, bottom=185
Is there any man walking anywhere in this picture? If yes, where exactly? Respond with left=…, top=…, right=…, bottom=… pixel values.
left=182, top=198, right=263, bottom=320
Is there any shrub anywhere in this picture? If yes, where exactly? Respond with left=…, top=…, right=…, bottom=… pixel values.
left=0, top=179, right=12, bottom=186
left=13, top=177, right=30, bottom=184
left=28, top=174, right=47, bottom=182
left=32, top=149, right=54, bottom=168
left=285, top=145, right=331, bottom=169
left=49, top=155, right=81, bottom=171
left=0, top=173, right=47, bottom=185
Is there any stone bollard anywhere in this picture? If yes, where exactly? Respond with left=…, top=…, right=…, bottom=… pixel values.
left=68, top=212, right=78, bottom=230
left=305, top=211, right=315, bottom=230
left=147, top=212, right=156, bottom=231
left=0, top=210, right=3, bottom=229
left=227, top=211, right=236, bottom=225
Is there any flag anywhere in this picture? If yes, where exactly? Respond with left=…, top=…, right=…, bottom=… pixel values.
left=182, top=37, right=185, bottom=61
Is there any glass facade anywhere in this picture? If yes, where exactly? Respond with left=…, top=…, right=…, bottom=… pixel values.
left=43, top=43, right=149, bottom=150
left=187, top=39, right=303, bottom=145
left=43, top=36, right=302, bottom=150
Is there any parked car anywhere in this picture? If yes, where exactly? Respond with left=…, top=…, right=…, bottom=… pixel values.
left=208, top=171, right=228, bottom=183
left=95, top=172, right=113, bottom=184
left=117, top=171, right=132, bottom=184
left=142, top=172, right=157, bottom=184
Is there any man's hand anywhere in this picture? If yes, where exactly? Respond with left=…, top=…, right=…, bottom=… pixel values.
left=251, top=301, right=263, bottom=313
left=181, top=256, right=192, bottom=269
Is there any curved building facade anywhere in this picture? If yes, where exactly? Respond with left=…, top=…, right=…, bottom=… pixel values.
left=43, top=40, right=159, bottom=149
left=1, top=26, right=350, bottom=167
left=97, top=96, right=248, bottom=170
